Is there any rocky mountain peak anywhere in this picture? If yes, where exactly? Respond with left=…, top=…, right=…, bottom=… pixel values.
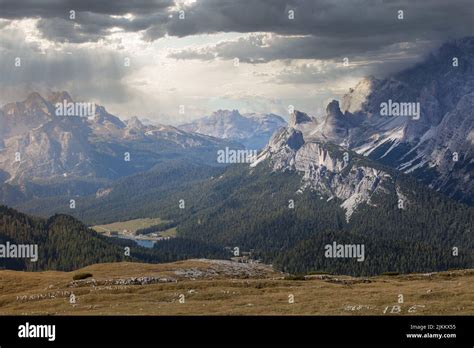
left=311, top=100, right=350, bottom=142
left=0, top=92, right=55, bottom=138
left=314, top=37, right=474, bottom=204
left=289, top=110, right=312, bottom=127
left=252, top=120, right=392, bottom=221
left=47, top=91, right=74, bottom=105
left=211, top=109, right=242, bottom=120
left=22, top=92, right=51, bottom=115
left=24, top=92, right=46, bottom=104
left=272, top=127, right=305, bottom=151
left=325, top=100, right=344, bottom=119
left=180, top=109, right=286, bottom=149
left=91, top=105, right=126, bottom=129
left=341, top=77, right=377, bottom=114
left=126, top=116, right=145, bottom=129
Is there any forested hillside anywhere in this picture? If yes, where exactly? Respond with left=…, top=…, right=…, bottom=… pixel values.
left=14, top=153, right=473, bottom=276
left=0, top=205, right=228, bottom=271
left=172, top=162, right=473, bottom=275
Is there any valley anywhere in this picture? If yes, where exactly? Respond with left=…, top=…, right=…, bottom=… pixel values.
left=92, top=218, right=168, bottom=235
left=0, top=37, right=472, bottom=295
left=0, top=2, right=473, bottom=345
left=92, top=218, right=177, bottom=247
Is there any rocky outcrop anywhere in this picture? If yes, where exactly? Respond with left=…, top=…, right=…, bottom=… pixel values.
left=252, top=124, right=393, bottom=221
left=250, top=127, right=304, bottom=169
left=289, top=110, right=313, bottom=127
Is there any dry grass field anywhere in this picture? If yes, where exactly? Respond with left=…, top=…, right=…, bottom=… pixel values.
left=0, top=260, right=472, bottom=315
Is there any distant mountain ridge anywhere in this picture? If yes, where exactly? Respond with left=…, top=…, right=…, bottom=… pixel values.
left=0, top=92, right=240, bottom=205
left=179, top=109, right=286, bottom=149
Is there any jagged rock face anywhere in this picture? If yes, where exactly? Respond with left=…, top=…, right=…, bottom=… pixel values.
left=1, top=93, right=55, bottom=139
left=125, top=116, right=145, bottom=130
left=289, top=110, right=312, bottom=127
left=294, top=142, right=346, bottom=174
left=287, top=110, right=317, bottom=135
left=180, top=109, right=286, bottom=149
left=307, top=100, right=362, bottom=146
left=89, top=105, right=126, bottom=135
left=0, top=118, right=95, bottom=182
left=253, top=127, right=392, bottom=220
left=0, top=93, right=108, bottom=183
left=295, top=38, right=474, bottom=204
left=296, top=144, right=393, bottom=221
left=341, top=77, right=376, bottom=114
left=405, top=92, right=474, bottom=202
left=0, top=92, right=235, bottom=185
left=251, top=127, right=304, bottom=169
left=319, top=100, right=350, bottom=141
left=245, top=112, right=286, bottom=133
left=47, top=91, right=74, bottom=106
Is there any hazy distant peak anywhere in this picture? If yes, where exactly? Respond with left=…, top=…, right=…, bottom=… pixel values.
left=179, top=109, right=286, bottom=149
left=126, top=116, right=145, bottom=129
left=24, top=92, right=47, bottom=107
left=47, top=91, right=74, bottom=105
left=210, top=109, right=243, bottom=119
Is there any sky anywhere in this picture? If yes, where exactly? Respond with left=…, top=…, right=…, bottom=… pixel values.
left=0, top=0, right=473, bottom=124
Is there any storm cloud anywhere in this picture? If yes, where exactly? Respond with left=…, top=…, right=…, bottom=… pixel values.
left=0, top=0, right=472, bottom=121
left=165, top=0, right=473, bottom=63
left=0, top=0, right=472, bottom=49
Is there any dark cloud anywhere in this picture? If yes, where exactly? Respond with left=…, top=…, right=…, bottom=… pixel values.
left=166, top=0, right=473, bottom=63
left=162, top=0, right=474, bottom=41
left=0, top=0, right=472, bottom=114
left=35, top=18, right=103, bottom=44
left=170, top=34, right=440, bottom=67
left=1, top=0, right=472, bottom=48
left=0, top=0, right=173, bottom=18
left=170, top=48, right=217, bottom=61
left=274, top=50, right=429, bottom=85
left=170, top=34, right=402, bottom=63
left=0, top=0, right=174, bottom=43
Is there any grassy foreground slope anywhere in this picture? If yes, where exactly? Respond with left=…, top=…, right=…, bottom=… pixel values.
left=0, top=260, right=472, bottom=315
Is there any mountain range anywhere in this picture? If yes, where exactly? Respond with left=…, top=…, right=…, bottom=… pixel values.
left=1, top=38, right=473, bottom=276
left=303, top=37, right=474, bottom=205
left=179, top=109, right=287, bottom=149
left=0, top=92, right=250, bottom=205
